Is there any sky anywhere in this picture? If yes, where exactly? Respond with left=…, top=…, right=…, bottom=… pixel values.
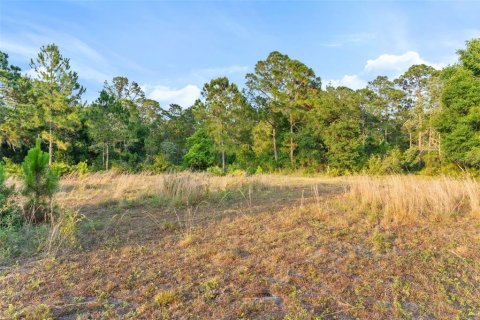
left=1, top=0, right=479, bottom=107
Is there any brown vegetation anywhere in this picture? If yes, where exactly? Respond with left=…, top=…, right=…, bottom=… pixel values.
left=1, top=173, right=479, bottom=319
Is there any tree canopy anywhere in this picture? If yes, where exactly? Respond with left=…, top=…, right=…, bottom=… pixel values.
left=1, top=39, right=479, bottom=175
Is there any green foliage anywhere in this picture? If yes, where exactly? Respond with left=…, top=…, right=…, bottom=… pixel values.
left=50, top=161, right=89, bottom=176
left=227, top=168, right=246, bottom=176
left=367, top=148, right=403, bottom=175
left=2, top=158, right=22, bottom=177
left=143, top=153, right=171, bottom=173
left=2, top=39, right=480, bottom=176
left=207, top=166, right=223, bottom=176
left=184, top=128, right=217, bottom=170
left=74, top=161, right=89, bottom=176
left=29, top=43, right=85, bottom=163
left=0, top=223, right=49, bottom=262
left=21, top=138, right=59, bottom=222
left=0, top=163, right=20, bottom=228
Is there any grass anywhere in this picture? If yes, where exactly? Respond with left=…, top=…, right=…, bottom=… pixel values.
left=348, top=175, right=480, bottom=225
left=1, top=173, right=479, bottom=319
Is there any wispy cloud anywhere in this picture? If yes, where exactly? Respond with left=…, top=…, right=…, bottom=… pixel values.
left=0, top=39, right=38, bottom=59
left=0, top=20, right=119, bottom=85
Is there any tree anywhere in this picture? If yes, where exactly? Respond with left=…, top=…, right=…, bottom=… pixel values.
left=311, top=86, right=364, bottom=172
left=0, top=52, right=36, bottom=157
left=366, top=76, right=406, bottom=148
left=396, top=64, right=438, bottom=150
left=29, top=44, right=85, bottom=165
left=146, top=104, right=196, bottom=165
left=22, top=138, right=59, bottom=223
left=282, top=58, right=321, bottom=167
left=183, top=128, right=216, bottom=170
left=194, top=77, right=249, bottom=172
left=87, top=91, right=131, bottom=170
left=434, top=40, right=480, bottom=168
left=246, top=51, right=321, bottom=167
left=246, top=52, right=289, bottom=165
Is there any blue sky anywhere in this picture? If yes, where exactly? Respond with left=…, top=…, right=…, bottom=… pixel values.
left=1, top=1, right=479, bottom=106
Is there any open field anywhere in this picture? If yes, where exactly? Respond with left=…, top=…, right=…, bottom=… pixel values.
left=1, top=173, right=480, bottom=319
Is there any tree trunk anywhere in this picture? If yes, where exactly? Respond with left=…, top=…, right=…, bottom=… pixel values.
left=418, top=132, right=422, bottom=151
left=289, top=113, right=294, bottom=167
left=48, top=114, right=53, bottom=166
left=106, top=143, right=109, bottom=171
left=272, top=127, right=278, bottom=163
left=221, top=140, right=226, bottom=173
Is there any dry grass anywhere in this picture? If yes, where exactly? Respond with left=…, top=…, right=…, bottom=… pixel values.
left=56, top=172, right=336, bottom=209
left=1, top=173, right=480, bottom=319
left=347, top=175, right=480, bottom=225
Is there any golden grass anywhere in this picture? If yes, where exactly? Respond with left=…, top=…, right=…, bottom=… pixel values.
left=56, top=171, right=339, bottom=209
left=2, top=173, right=480, bottom=318
left=347, top=175, right=480, bottom=224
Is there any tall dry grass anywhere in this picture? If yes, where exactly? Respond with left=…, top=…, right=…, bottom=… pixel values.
left=347, top=175, right=480, bottom=224
left=56, top=171, right=335, bottom=209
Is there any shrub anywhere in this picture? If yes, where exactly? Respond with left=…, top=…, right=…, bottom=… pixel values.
left=227, top=168, right=246, bottom=176
left=367, top=148, right=403, bottom=175
left=143, top=153, right=170, bottom=173
left=51, top=161, right=72, bottom=176
left=46, top=209, right=84, bottom=254
left=366, top=155, right=382, bottom=175
left=73, top=161, right=89, bottom=176
left=0, top=163, right=20, bottom=228
left=207, top=166, right=223, bottom=176
left=2, top=157, right=22, bottom=177
left=21, top=138, right=59, bottom=223
left=154, top=290, right=177, bottom=307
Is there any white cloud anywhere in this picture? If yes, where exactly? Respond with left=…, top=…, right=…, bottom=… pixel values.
left=326, top=50, right=449, bottom=91
left=146, top=84, right=201, bottom=107
left=326, top=74, right=367, bottom=90
left=364, top=51, right=445, bottom=74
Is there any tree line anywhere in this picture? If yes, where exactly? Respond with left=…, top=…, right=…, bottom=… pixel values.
left=1, top=39, right=479, bottom=176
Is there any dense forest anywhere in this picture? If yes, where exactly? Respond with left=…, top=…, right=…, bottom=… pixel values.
left=1, top=39, right=479, bottom=176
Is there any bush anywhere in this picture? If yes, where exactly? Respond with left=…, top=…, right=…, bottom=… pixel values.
left=51, top=161, right=71, bottom=176
left=22, top=138, right=59, bottom=223
left=228, top=168, right=246, bottom=176
left=380, top=148, right=403, bottom=174
left=73, top=161, right=89, bottom=176
left=367, top=148, right=403, bottom=175
left=366, top=155, right=382, bottom=175
left=143, top=153, right=171, bottom=173
left=0, top=163, right=20, bottom=228
left=2, top=157, right=22, bottom=177
left=207, top=166, right=223, bottom=176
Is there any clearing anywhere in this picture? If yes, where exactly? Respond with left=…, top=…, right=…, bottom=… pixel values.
left=1, top=173, right=479, bottom=319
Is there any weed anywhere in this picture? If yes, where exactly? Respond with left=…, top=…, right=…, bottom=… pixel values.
left=154, top=290, right=177, bottom=307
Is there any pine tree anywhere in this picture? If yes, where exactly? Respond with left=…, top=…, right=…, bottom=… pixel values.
left=22, top=138, right=59, bottom=223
